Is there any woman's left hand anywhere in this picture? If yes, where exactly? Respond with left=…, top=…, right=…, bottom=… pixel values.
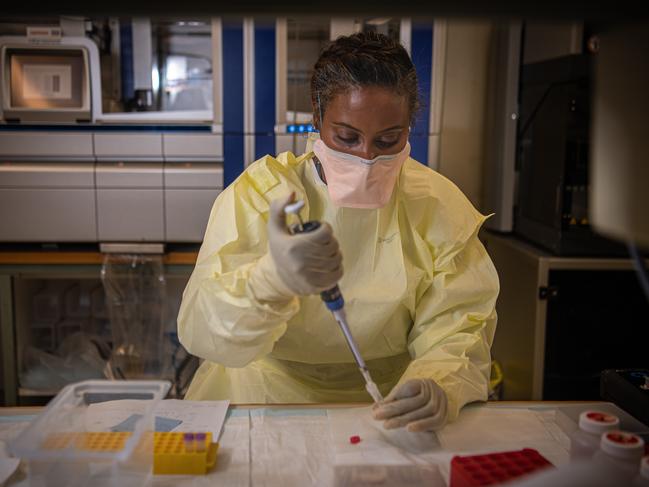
left=372, top=378, right=448, bottom=432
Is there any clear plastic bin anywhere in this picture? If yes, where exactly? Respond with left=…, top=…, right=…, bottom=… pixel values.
left=9, top=380, right=170, bottom=487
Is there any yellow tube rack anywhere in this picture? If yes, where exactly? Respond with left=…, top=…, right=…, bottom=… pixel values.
left=153, top=432, right=219, bottom=475
left=41, top=431, right=219, bottom=475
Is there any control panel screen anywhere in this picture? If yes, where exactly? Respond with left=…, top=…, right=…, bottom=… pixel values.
left=9, top=49, right=85, bottom=109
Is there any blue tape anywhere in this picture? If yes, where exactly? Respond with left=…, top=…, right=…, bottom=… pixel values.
left=225, top=409, right=250, bottom=420
left=249, top=408, right=327, bottom=417
left=0, top=415, right=37, bottom=422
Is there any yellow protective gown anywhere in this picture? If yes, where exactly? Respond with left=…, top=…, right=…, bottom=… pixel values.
left=178, top=142, right=499, bottom=420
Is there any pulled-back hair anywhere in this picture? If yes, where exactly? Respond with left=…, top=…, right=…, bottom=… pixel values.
left=310, top=31, right=419, bottom=126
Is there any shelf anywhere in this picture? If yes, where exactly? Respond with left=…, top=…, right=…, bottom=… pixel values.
left=0, top=251, right=198, bottom=266
left=484, top=231, right=646, bottom=271
left=18, top=388, right=59, bottom=397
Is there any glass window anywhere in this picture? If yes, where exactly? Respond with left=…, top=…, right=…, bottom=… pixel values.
left=286, top=18, right=329, bottom=122
left=152, top=20, right=212, bottom=112
left=98, top=17, right=213, bottom=115
left=358, top=18, right=401, bottom=44
left=284, top=18, right=402, bottom=124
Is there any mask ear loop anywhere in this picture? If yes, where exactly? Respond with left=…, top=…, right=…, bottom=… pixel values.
left=311, top=92, right=326, bottom=182
left=315, top=92, right=323, bottom=132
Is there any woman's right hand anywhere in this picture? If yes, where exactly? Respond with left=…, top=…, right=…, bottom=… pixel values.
left=267, top=193, right=343, bottom=296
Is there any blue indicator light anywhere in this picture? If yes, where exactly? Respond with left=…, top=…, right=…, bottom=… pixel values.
left=287, top=124, right=318, bottom=134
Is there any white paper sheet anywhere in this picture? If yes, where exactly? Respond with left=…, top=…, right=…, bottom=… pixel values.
left=85, top=400, right=148, bottom=431
left=249, top=410, right=334, bottom=487
left=85, top=399, right=230, bottom=439
left=437, top=407, right=570, bottom=467
left=153, top=400, right=230, bottom=439
left=328, top=407, right=442, bottom=464
left=327, top=407, right=447, bottom=487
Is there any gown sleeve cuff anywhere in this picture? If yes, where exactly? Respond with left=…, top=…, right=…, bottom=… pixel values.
left=248, top=252, right=297, bottom=303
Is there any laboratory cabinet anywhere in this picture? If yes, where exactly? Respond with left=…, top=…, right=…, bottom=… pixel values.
left=483, top=231, right=649, bottom=401
left=0, top=140, right=223, bottom=244
left=0, top=162, right=97, bottom=242
left=0, top=255, right=197, bottom=406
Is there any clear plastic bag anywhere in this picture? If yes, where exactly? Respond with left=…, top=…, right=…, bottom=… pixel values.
left=101, top=254, right=166, bottom=379
left=20, top=333, right=110, bottom=390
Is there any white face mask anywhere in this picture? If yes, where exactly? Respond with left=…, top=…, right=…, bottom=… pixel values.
left=313, top=139, right=411, bottom=209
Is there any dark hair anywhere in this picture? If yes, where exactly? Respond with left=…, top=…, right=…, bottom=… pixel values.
left=310, top=31, right=419, bottom=126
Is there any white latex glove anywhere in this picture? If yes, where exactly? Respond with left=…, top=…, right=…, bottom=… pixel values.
left=254, top=193, right=343, bottom=299
left=372, top=379, right=448, bottom=432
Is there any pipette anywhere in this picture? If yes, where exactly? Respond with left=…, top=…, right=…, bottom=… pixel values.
left=284, top=200, right=384, bottom=403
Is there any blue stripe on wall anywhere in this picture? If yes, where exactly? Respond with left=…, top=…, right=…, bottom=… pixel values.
left=120, top=23, right=134, bottom=103
left=223, top=21, right=245, bottom=186
left=410, top=22, right=434, bottom=165
left=254, top=23, right=276, bottom=160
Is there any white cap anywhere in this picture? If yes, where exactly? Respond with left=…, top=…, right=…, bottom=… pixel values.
left=578, top=410, right=620, bottom=434
left=600, top=431, right=645, bottom=461
left=284, top=200, right=305, bottom=216
left=641, top=455, right=649, bottom=479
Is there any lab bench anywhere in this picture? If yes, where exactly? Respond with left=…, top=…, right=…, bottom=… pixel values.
left=1, top=400, right=647, bottom=486
left=0, top=250, right=198, bottom=407
left=482, top=231, right=649, bottom=402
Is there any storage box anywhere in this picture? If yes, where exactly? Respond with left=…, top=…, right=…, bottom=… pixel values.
left=9, top=380, right=170, bottom=486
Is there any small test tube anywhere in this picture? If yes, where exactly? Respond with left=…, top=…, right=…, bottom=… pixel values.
left=183, top=432, right=195, bottom=452
left=195, top=433, right=206, bottom=452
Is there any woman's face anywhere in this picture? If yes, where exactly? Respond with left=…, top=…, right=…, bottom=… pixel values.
left=317, top=86, right=410, bottom=160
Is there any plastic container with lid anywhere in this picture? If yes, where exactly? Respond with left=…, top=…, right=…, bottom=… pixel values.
left=569, top=410, right=620, bottom=460
left=592, top=430, right=645, bottom=482
left=632, top=456, right=649, bottom=486
left=9, top=379, right=170, bottom=487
